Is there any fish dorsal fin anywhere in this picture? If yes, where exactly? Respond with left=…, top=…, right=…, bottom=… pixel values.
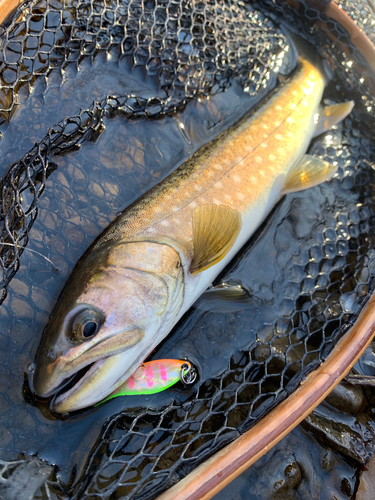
left=313, top=101, right=354, bottom=137
left=281, top=154, right=337, bottom=195
left=190, top=204, right=242, bottom=275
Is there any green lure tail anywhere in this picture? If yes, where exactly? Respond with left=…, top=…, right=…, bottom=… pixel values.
left=95, top=359, right=194, bottom=406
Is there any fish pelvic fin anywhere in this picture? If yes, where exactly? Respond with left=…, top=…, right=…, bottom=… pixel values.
left=190, top=204, right=242, bottom=275
left=281, top=154, right=338, bottom=195
left=313, top=101, right=354, bottom=137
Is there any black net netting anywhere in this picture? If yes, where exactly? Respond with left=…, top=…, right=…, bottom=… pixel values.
left=0, top=1, right=375, bottom=499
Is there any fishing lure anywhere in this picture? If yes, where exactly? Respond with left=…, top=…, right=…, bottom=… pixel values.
left=96, top=359, right=195, bottom=405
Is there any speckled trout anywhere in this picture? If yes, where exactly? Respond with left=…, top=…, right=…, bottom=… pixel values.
left=32, top=58, right=353, bottom=412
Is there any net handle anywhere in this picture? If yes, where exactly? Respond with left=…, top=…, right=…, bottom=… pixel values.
left=156, top=289, right=375, bottom=500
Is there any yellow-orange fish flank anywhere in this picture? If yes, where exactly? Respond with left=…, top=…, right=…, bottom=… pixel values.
left=33, top=58, right=353, bottom=412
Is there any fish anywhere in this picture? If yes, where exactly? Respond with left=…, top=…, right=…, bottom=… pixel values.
left=95, top=359, right=194, bottom=405
left=32, top=57, right=354, bottom=413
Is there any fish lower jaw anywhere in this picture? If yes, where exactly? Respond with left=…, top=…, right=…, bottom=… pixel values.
left=51, top=348, right=142, bottom=413
left=52, top=359, right=105, bottom=413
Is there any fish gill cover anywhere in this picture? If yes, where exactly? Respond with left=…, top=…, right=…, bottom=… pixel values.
left=0, top=0, right=374, bottom=499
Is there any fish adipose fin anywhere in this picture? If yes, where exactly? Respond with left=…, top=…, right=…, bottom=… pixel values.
left=281, top=154, right=338, bottom=195
left=313, top=101, right=354, bottom=137
left=190, top=204, right=242, bottom=274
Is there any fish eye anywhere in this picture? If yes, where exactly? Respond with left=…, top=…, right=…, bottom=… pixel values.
left=69, top=308, right=103, bottom=342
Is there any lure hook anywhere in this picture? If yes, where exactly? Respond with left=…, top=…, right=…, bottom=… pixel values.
left=180, top=362, right=197, bottom=385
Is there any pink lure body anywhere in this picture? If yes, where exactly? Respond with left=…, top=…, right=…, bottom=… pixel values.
left=97, top=359, right=190, bottom=404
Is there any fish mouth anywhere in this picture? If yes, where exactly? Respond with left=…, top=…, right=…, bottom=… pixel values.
left=50, top=349, right=144, bottom=413
left=33, top=328, right=145, bottom=412
left=51, top=359, right=107, bottom=413
left=52, top=361, right=97, bottom=401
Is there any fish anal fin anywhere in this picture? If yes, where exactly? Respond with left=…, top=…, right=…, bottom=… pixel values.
left=314, top=101, right=354, bottom=137
left=190, top=204, right=242, bottom=275
left=281, top=155, right=337, bottom=195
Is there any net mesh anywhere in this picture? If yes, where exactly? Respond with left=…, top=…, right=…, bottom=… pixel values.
left=0, top=1, right=374, bottom=499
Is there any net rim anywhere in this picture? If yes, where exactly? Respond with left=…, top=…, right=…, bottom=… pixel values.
left=0, top=0, right=25, bottom=25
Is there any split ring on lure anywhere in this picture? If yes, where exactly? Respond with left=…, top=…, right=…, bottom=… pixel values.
left=96, top=359, right=196, bottom=406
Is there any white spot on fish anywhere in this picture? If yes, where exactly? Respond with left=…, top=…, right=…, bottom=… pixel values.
left=269, top=154, right=276, bottom=161
left=289, top=103, right=297, bottom=110
left=302, top=100, right=308, bottom=107
left=261, top=142, right=267, bottom=148
left=160, top=220, right=170, bottom=227
left=208, top=171, right=214, bottom=177
left=214, top=181, right=223, bottom=188
left=274, top=121, right=281, bottom=127
left=262, top=123, right=269, bottom=130
left=255, top=156, right=263, bottom=163
left=260, top=171, right=266, bottom=177
left=233, top=175, right=241, bottom=183
left=250, top=176, right=256, bottom=183
left=275, top=134, right=283, bottom=141
left=172, top=206, right=179, bottom=212
left=286, top=117, right=294, bottom=124
left=215, top=164, right=223, bottom=170
left=190, top=201, right=197, bottom=208
left=275, top=105, right=282, bottom=111
left=195, top=185, right=203, bottom=191
left=246, top=145, right=253, bottom=152
left=213, top=198, right=221, bottom=205
left=236, top=192, right=245, bottom=200
left=292, top=90, right=298, bottom=96
left=287, top=132, right=294, bottom=138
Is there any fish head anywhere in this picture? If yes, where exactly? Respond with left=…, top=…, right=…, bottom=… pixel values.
left=32, top=240, right=184, bottom=412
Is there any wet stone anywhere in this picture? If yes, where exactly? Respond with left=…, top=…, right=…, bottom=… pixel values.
left=0, top=395, right=10, bottom=414
left=8, top=280, right=29, bottom=298
left=0, top=423, right=13, bottom=448
left=10, top=408, right=36, bottom=437
left=10, top=298, right=34, bottom=322
left=325, top=382, right=364, bottom=414
left=31, top=287, right=54, bottom=312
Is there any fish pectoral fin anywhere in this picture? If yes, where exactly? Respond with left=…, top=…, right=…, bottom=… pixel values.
left=193, top=282, right=250, bottom=313
left=190, top=204, right=242, bottom=275
left=281, top=155, right=337, bottom=195
left=313, top=101, right=354, bottom=137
